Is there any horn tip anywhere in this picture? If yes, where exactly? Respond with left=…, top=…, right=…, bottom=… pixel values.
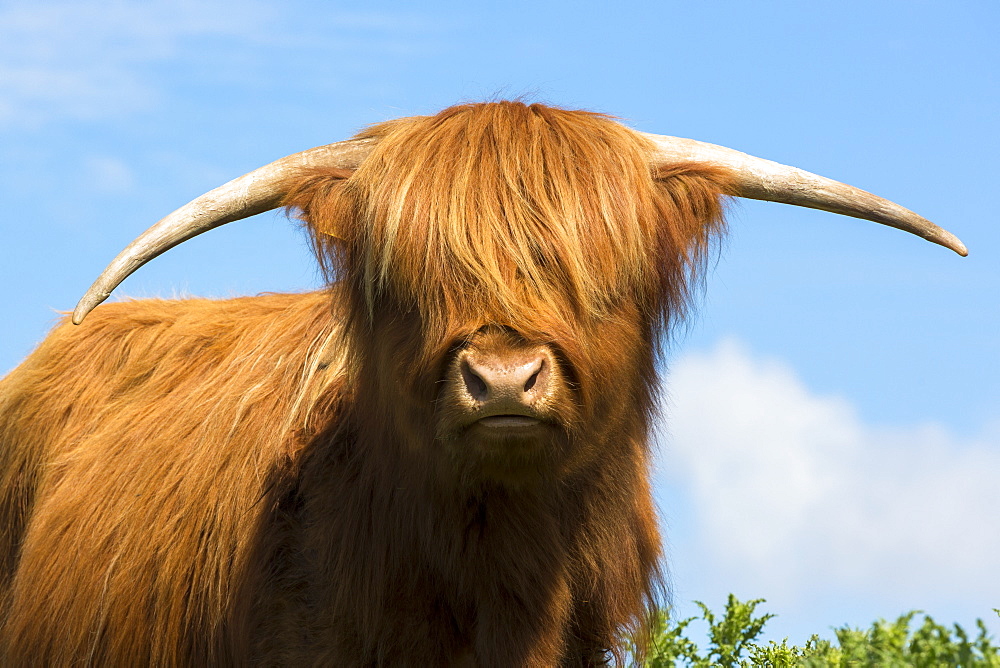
left=72, top=291, right=107, bottom=325
left=71, top=305, right=89, bottom=325
left=939, top=234, right=968, bottom=257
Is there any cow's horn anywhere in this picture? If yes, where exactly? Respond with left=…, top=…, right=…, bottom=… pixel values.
left=74, top=131, right=966, bottom=325
left=642, top=132, right=967, bottom=257
left=72, top=138, right=376, bottom=324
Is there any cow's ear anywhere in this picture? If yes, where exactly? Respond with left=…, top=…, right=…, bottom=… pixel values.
left=652, top=161, right=735, bottom=245
left=283, top=167, right=355, bottom=241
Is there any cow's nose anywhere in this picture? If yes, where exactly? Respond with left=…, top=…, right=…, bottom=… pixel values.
left=459, top=350, right=550, bottom=405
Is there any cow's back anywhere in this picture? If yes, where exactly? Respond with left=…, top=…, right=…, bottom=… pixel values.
left=0, top=290, right=346, bottom=665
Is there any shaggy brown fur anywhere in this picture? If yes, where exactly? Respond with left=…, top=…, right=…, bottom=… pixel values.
left=0, top=102, right=733, bottom=665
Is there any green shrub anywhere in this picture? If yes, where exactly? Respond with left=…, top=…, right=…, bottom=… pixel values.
left=636, top=595, right=1000, bottom=667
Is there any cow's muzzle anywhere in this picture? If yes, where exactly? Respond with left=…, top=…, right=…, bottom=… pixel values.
left=440, top=328, right=567, bottom=436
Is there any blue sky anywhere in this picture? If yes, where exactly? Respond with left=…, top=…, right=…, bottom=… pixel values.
left=2, top=0, right=997, bottom=647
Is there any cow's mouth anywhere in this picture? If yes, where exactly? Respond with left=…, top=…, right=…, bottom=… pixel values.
left=476, top=415, right=542, bottom=428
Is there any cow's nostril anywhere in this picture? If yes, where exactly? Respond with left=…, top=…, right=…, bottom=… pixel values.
left=523, top=360, right=544, bottom=392
left=461, top=360, right=489, bottom=401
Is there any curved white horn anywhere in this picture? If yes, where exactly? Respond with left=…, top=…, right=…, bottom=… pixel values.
left=642, top=132, right=967, bottom=257
left=74, top=130, right=966, bottom=325
left=72, top=138, right=376, bottom=324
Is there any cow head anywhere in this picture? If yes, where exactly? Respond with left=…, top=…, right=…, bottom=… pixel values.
left=69, top=101, right=965, bottom=487
left=282, top=103, right=732, bottom=485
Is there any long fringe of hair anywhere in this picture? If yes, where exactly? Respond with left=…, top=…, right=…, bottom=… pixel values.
left=287, top=101, right=732, bottom=352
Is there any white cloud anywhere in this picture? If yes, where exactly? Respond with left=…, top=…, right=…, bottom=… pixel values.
left=0, top=0, right=269, bottom=125
left=0, top=1, right=443, bottom=127
left=85, top=155, right=134, bottom=193
left=657, top=338, right=1000, bottom=611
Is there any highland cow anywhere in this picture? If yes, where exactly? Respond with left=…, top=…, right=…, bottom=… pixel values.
left=0, top=102, right=965, bottom=666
